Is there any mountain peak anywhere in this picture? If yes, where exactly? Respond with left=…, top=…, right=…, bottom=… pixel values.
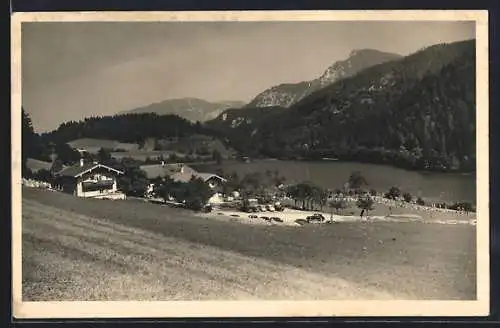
left=348, top=48, right=401, bottom=59
left=119, top=98, right=246, bottom=122
left=247, top=49, right=401, bottom=108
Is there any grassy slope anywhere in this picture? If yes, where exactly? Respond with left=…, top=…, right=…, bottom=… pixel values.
left=22, top=188, right=476, bottom=301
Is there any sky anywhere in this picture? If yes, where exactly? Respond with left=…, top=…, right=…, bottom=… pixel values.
left=21, top=20, right=475, bottom=132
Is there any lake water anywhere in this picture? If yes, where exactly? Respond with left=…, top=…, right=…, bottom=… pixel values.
left=194, top=160, right=476, bottom=204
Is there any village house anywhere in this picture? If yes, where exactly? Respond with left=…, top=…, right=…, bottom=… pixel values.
left=53, top=159, right=126, bottom=200
left=140, top=162, right=227, bottom=204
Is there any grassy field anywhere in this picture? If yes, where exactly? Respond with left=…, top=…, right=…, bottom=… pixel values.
left=21, top=188, right=476, bottom=301
left=67, top=138, right=140, bottom=153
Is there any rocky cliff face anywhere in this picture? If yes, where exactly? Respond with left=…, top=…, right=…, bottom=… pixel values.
left=247, top=49, right=402, bottom=108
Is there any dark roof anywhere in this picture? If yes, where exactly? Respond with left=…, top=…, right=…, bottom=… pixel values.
left=139, top=163, right=226, bottom=183
left=170, top=172, right=226, bottom=183
left=193, top=173, right=227, bottom=182
left=56, top=162, right=124, bottom=178
left=139, top=163, right=196, bottom=180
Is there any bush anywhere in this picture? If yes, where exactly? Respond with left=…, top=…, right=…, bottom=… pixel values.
left=416, top=197, right=425, bottom=206
left=385, top=186, right=401, bottom=200
left=402, top=192, right=412, bottom=203
left=330, top=199, right=347, bottom=214
left=356, top=196, right=374, bottom=212
left=369, top=189, right=377, bottom=196
left=186, top=199, right=205, bottom=211
left=32, top=169, right=54, bottom=184
left=449, top=201, right=474, bottom=212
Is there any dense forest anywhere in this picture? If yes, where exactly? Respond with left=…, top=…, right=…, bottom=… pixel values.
left=207, top=39, right=476, bottom=172
left=40, top=113, right=206, bottom=144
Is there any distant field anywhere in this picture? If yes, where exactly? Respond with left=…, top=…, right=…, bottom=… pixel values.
left=110, top=150, right=189, bottom=161
left=67, top=138, right=139, bottom=154
left=26, top=158, right=52, bottom=172
left=22, top=188, right=476, bottom=301
left=66, top=136, right=233, bottom=161
left=157, top=135, right=236, bottom=159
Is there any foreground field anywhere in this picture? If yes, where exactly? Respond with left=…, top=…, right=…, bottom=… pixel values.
left=21, top=188, right=476, bottom=301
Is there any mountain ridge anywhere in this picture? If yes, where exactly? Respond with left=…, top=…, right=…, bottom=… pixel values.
left=246, top=49, right=403, bottom=108
left=120, top=97, right=246, bottom=123
left=207, top=39, right=476, bottom=173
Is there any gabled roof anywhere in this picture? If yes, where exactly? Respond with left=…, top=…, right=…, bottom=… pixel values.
left=139, top=163, right=226, bottom=183
left=56, top=162, right=124, bottom=178
left=139, top=163, right=196, bottom=180
left=170, top=172, right=226, bottom=183
left=195, top=173, right=227, bottom=182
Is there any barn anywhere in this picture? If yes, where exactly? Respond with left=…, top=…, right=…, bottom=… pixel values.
left=54, top=159, right=126, bottom=200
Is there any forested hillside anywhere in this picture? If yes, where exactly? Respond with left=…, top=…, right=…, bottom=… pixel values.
left=208, top=39, right=476, bottom=172
left=22, top=112, right=230, bottom=168
left=41, top=113, right=205, bottom=145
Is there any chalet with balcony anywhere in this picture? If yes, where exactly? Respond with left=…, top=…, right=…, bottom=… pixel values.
left=54, top=159, right=126, bottom=200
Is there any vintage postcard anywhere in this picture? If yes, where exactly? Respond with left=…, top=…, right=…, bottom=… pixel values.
left=11, top=10, right=489, bottom=319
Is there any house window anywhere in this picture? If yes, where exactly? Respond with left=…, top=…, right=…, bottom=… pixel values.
left=82, top=180, right=114, bottom=192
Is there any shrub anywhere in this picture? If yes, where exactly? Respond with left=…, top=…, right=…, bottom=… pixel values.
left=32, top=169, right=54, bottom=184
left=329, top=199, right=347, bottom=214
left=385, top=186, right=401, bottom=200
left=369, top=189, right=377, bottom=196
left=356, top=196, right=374, bottom=213
left=449, top=201, right=474, bottom=212
left=186, top=199, right=204, bottom=211
left=416, top=197, right=425, bottom=206
left=333, top=188, right=342, bottom=195
left=403, top=192, right=413, bottom=203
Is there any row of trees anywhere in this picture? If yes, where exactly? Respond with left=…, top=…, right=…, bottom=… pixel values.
left=286, top=183, right=328, bottom=211
left=284, top=182, right=376, bottom=218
